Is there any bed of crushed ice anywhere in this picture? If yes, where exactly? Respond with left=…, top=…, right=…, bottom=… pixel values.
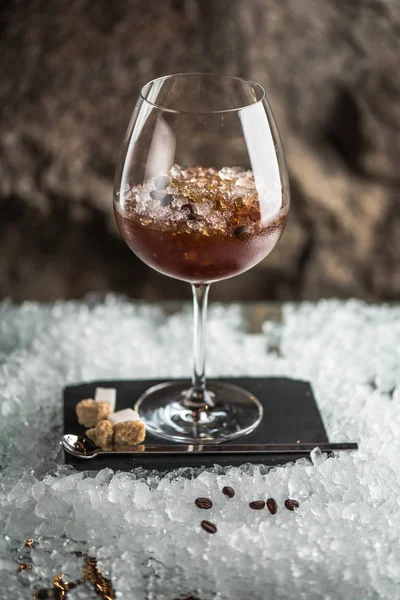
left=1, top=296, right=400, bottom=599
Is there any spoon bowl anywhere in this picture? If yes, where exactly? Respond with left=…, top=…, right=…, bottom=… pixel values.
left=61, top=434, right=98, bottom=458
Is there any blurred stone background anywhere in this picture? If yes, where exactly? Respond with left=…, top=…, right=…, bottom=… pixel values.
left=0, top=0, right=399, bottom=302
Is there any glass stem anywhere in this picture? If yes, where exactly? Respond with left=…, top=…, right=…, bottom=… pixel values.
left=190, top=283, right=210, bottom=406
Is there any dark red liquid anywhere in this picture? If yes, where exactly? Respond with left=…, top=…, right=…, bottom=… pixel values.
left=115, top=165, right=288, bottom=284
left=115, top=209, right=286, bottom=284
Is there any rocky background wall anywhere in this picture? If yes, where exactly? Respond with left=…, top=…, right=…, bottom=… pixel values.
left=1, top=0, right=399, bottom=302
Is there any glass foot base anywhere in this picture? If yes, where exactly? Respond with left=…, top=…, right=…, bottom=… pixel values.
left=134, top=381, right=263, bottom=444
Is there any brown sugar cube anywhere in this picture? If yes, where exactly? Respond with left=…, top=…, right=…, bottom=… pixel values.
left=86, top=420, right=114, bottom=450
left=113, top=420, right=146, bottom=446
left=76, top=399, right=112, bottom=428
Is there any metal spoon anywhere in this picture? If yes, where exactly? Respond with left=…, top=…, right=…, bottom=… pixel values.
left=61, top=434, right=358, bottom=459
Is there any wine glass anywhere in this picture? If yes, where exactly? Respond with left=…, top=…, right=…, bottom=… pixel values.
left=113, top=73, right=289, bottom=444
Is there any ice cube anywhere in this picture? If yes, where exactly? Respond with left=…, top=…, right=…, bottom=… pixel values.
left=218, top=166, right=244, bottom=180
left=235, top=176, right=256, bottom=190
left=170, top=164, right=185, bottom=179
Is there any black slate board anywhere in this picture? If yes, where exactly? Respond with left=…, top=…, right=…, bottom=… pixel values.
left=63, top=378, right=329, bottom=471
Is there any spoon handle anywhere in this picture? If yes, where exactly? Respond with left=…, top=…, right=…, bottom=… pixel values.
left=96, top=442, right=358, bottom=455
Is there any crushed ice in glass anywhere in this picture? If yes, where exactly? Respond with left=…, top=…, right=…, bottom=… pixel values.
left=1, top=296, right=400, bottom=598
left=118, top=165, right=287, bottom=236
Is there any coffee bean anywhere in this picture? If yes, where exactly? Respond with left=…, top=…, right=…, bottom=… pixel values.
left=195, top=497, right=212, bottom=510
left=74, top=441, right=85, bottom=453
left=154, top=175, right=170, bottom=190
left=234, top=225, right=248, bottom=237
left=181, top=203, right=201, bottom=221
left=284, top=499, right=299, bottom=511
left=160, top=193, right=173, bottom=207
left=266, top=498, right=278, bottom=515
left=150, top=190, right=165, bottom=201
left=249, top=500, right=265, bottom=510
left=222, top=486, right=235, bottom=498
left=200, top=520, right=217, bottom=534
